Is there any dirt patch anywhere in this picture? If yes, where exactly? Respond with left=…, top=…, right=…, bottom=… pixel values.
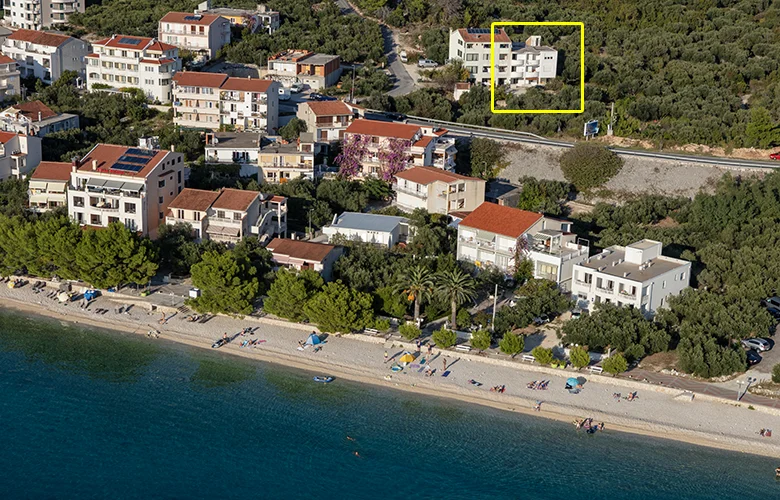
left=639, top=352, right=679, bottom=372
left=597, top=135, right=778, bottom=161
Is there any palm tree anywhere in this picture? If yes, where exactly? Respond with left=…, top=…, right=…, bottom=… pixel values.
left=435, top=268, right=477, bottom=330
left=396, top=265, right=434, bottom=322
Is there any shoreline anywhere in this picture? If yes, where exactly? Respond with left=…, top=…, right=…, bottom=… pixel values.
left=3, top=297, right=780, bottom=459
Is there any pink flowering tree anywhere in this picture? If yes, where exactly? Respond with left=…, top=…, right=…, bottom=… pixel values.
left=379, top=138, right=412, bottom=181
left=335, top=133, right=370, bottom=178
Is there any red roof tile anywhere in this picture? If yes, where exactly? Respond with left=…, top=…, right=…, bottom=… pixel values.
left=459, top=202, right=543, bottom=238
left=94, top=36, right=176, bottom=52
left=8, top=29, right=73, bottom=47
left=0, top=131, right=18, bottom=143
left=0, top=55, right=15, bottom=65
left=456, top=28, right=511, bottom=44
left=141, top=57, right=175, bottom=65
left=9, top=100, right=57, bottom=121
left=168, top=188, right=221, bottom=212
left=173, top=71, right=228, bottom=88
left=220, top=77, right=274, bottom=92
left=211, top=188, right=259, bottom=211
left=395, top=166, right=481, bottom=185
left=412, top=136, right=433, bottom=148
left=270, top=195, right=286, bottom=203
left=304, top=100, right=353, bottom=116
left=345, top=119, right=420, bottom=140
left=267, top=238, right=336, bottom=263
left=78, top=144, right=171, bottom=178
left=160, top=12, right=224, bottom=25
left=30, top=161, right=71, bottom=181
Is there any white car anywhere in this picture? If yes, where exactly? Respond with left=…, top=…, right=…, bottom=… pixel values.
left=742, top=338, right=771, bottom=352
left=290, top=83, right=304, bottom=93
left=417, top=59, right=439, bottom=68
left=399, top=50, right=408, bottom=63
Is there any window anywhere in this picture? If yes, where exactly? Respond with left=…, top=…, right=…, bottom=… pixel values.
left=194, top=212, right=200, bottom=221
left=457, top=50, right=462, bottom=57
left=217, top=210, right=225, bottom=219
left=233, top=212, right=242, bottom=221
left=662, top=280, right=667, bottom=289
left=90, top=214, right=101, bottom=225
left=158, top=196, right=164, bottom=204
left=177, top=209, right=184, bottom=219
left=159, top=212, right=164, bottom=219
left=124, top=202, right=136, bottom=214
left=465, top=53, right=478, bottom=61
left=482, top=54, right=490, bottom=61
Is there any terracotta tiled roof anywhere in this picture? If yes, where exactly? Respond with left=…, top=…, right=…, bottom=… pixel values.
left=9, top=100, right=57, bottom=121
left=30, top=161, right=71, bottom=181
left=141, top=57, right=176, bottom=65
left=168, top=188, right=221, bottom=212
left=94, top=36, right=177, bottom=52
left=78, top=144, right=171, bottom=178
left=160, top=12, right=224, bottom=25
left=8, top=29, right=73, bottom=47
left=220, top=77, right=274, bottom=92
left=455, top=82, right=471, bottom=89
left=345, top=119, right=420, bottom=140
left=173, top=71, right=228, bottom=88
left=412, top=136, right=433, bottom=148
left=0, top=54, right=15, bottom=64
left=211, top=188, right=259, bottom=211
left=0, top=131, right=18, bottom=143
left=305, top=100, right=352, bottom=116
left=85, top=53, right=99, bottom=58
left=270, top=195, right=286, bottom=203
left=267, top=238, right=336, bottom=263
left=395, top=166, right=481, bottom=185
left=459, top=202, right=543, bottom=238
left=456, top=28, right=511, bottom=44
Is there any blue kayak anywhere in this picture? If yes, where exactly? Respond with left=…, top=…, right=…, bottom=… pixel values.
left=313, top=376, right=333, bottom=383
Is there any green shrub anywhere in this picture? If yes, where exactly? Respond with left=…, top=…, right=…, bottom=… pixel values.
left=456, top=308, right=472, bottom=329
left=399, top=323, right=422, bottom=340
left=432, top=328, right=457, bottom=348
left=470, top=329, right=492, bottom=352
left=772, top=363, right=780, bottom=383
left=499, top=332, right=524, bottom=357
left=531, top=346, right=554, bottom=365
left=602, top=353, right=629, bottom=375
left=373, top=318, right=391, bottom=332
left=559, top=142, right=623, bottom=191
left=569, top=347, right=591, bottom=370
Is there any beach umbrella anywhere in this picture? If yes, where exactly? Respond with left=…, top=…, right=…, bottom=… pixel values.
left=305, top=333, right=321, bottom=346
left=57, top=292, right=70, bottom=303
left=399, top=352, right=415, bottom=363
left=566, top=377, right=578, bottom=387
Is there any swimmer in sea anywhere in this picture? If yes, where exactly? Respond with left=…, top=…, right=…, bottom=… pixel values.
left=353, top=451, right=360, bottom=458
left=347, top=436, right=356, bottom=442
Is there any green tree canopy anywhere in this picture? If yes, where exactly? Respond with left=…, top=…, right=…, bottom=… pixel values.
left=303, top=280, right=374, bottom=333
left=470, top=329, right=492, bottom=352
left=435, top=268, right=477, bottom=330
left=75, top=223, right=158, bottom=288
left=469, top=138, right=507, bottom=180
left=602, top=353, right=628, bottom=376
left=499, top=332, right=524, bottom=357
left=263, top=269, right=324, bottom=322
left=190, top=250, right=259, bottom=316
left=559, top=143, right=623, bottom=191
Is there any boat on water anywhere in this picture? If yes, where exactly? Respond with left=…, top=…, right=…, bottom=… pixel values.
left=313, top=376, right=333, bottom=383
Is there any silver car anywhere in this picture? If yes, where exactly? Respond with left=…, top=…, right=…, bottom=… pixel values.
left=742, top=338, right=771, bottom=352
left=418, top=59, right=439, bottom=68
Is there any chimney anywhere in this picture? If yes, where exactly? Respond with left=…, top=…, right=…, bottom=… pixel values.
left=71, top=165, right=76, bottom=173
left=38, top=111, right=41, bottom=122
left=91, top=160, right=98, bottom=170
left=71, top=156, right=79, bottom=168
left=170, top=144, right=175, bottom=152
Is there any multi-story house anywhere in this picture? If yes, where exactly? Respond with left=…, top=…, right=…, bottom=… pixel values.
left=571, top=239, right=691, bottom=315
left=197, top=1, right=280, bottom=34
left=165, top=187, right=287, bottom=243
left=0, top=54, right=20, bottom=99
left=296, top=100, right=359, bottom=153
left=87, top=35, right=181, bottom=103
left=266, top=49, right=342, bottom=90
left=341, top=119, right=457, bottom=179
left=456, top=202, right=588, bottom=289
left=322, top=212, right=409, bottom=248
left=172, top=71, right=279, bottom=132
left=159, top=11, right=231, bottom=60
left=0, top=130, right=41, bottom=179
left=448, top=28, right=558, bottom=87
left=0, top=100, right=78, bottom=137
left=67, top=143, right=185, bottom=237
left=394, top=167, right=485, bottom=214
left=27, top=160, right=70, bottom=211
left=4, top=0, right=85, bottom=30
left=2, top=29, right=89, bottom=84
left=266, top=238, right=343, bottom=281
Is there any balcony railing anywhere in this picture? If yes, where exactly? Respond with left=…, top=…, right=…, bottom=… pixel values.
left=595, top=286, right=614, bottom=294
left=458, top=236, right=495, bottom=250
left=394, top=185, right=427, bottom=199
left=619, top=289, right=637, bottom=298
left=209, top=216, right=242, bottom=225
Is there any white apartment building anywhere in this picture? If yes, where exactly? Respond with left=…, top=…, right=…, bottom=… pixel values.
left=296, top=100, right=359, bottom=153
left=172, top=71, right=279, bottom=132
left=165, top=187, right=287, bottom=243
left=0, top=130, right=41, bottom=179
left=266, top=238, right=342, bottom=281
left=0, top=100, right=78, bottom=137
left=341, top=119, right=457, bottom=179
left=394, top=166, right=485, bottom=215
left=198, top=1, right=280, bottom=34
left=87, top=35, right=182, bottom=103
left=2, top=29, right=89, bottom=84
left=456, top=202, right=588, bottom=289
left=159, top=11, right=231, bottom=60
left=266, top=49, right=342, bottom=90
left=571, top=239, right=691, bottom=315
left=67, top=143, right=185, bottom=238
left=4, top=0, right=85, bottom=30
left=27, top=160, right=70, bottom=211
left=0, top=54, right=20, bottom=99
left=322, top=212, right=409, bottom=248
left=448, top=28, right=558, bottom=87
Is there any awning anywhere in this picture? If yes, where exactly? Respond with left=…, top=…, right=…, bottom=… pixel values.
left=28, top=180, right=48, bottom=190
left=206, top=225, right=240, bottom=237
left=103, top=179, right=124, bottom=190
left=86, top=178, right=106, bottom=188
left=120, top=182, right=144, bottom=192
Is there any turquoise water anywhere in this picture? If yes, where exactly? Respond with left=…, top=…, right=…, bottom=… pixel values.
left=0, top=309, right=776, bottom=499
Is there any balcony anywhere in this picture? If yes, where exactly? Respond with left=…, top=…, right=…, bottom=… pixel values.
left=395, top=184, right=427, bottom=199
left=458, top=236, right=496, bottom=250
left=595, top=286, right=615, bottom=295
left=209, top=216, right=242, bottom=225
left=619, top=289, right=637, bottom=299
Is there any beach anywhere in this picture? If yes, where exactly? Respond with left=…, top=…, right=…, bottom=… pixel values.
left=2, top=282, right=780, bottom=459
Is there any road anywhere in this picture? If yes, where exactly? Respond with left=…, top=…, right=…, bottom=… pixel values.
left=336, top=0, right=415, bottom=97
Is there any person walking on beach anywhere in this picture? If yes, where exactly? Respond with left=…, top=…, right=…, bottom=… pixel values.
left=428, top=343, right=433, bottom=357
left=442, top=358, right=447, bottom=372
left=384, top=351, right=389, bottom=363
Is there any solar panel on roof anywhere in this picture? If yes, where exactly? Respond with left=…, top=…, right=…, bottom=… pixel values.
left=118, top=155, right=148, bottom=165
left=184, top=15, right=203, bottom=20
left=126, top=148, right=156, bottom=157
left=469, top=28, right=490, bottom=34
left=111, top=162, right=144, bottom=173
left=118, top=37, right=141, bottom=45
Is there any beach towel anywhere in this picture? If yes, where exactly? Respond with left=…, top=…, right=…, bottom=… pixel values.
left=441, top=371, right=451, bottom=377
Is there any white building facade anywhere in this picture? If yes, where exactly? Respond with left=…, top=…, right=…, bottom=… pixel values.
left=87, top=35, right=181, bottom=103
left=394, top=166, right=485, bottom=214
left=4, top=0, right=85, bottom=30
left=0, top=130, right=41, bottom=180
left=571, top=239, right=691, bottom=314
left=0, top=54, right=20, bottom=99
left=2, top=29, right=89, bottom=84
left=448, top=28, right=558, bottom=87
left=322, top=212, right=409, bottom=248
left=159, top=11, right=231, bottom=60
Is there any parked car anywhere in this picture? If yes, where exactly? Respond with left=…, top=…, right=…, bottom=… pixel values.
left=384, top=111, right=406, bottom=121
left=278, top=87, right=291, bottom=101
left=417, top=59, right=439, bottom=68
left=309, top=93, right=336, bottom=101
left=770, top=152, right=780, bottom=160
left=570, top=309, right=582, bottom=319
left=765, top=296, right=780, bottom=308
left=766, top=306, right=780, bottom=320
left=533, top=314, right=550, bottom=326
left=290, top=82, right=304, bottom=93
left=399, top=50, right=408, bottom=63
left=742, top=338, right=771, bottom=352
left=746, top=349, right=762, bottom=366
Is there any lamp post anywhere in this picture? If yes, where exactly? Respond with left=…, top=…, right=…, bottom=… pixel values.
left=491, top=283, right=498, bottom=332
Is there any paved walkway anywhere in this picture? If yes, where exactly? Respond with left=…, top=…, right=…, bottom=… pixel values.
left=623, top=368, right=780, bottom=409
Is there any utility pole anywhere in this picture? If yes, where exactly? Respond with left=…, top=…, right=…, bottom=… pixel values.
left=607, top=102, right=615, bottom=136
left=491, top=283, right=498, bottom=332
left=349, top=66, right=356, bottom=103
left=308, top=209, right=312, bottom=240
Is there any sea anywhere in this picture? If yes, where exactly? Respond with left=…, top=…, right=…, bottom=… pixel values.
left=0, top=309, right=776, bottom=499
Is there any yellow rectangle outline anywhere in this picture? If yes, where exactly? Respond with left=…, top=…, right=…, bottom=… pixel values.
left=490, top=21, right=585, bottom=114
